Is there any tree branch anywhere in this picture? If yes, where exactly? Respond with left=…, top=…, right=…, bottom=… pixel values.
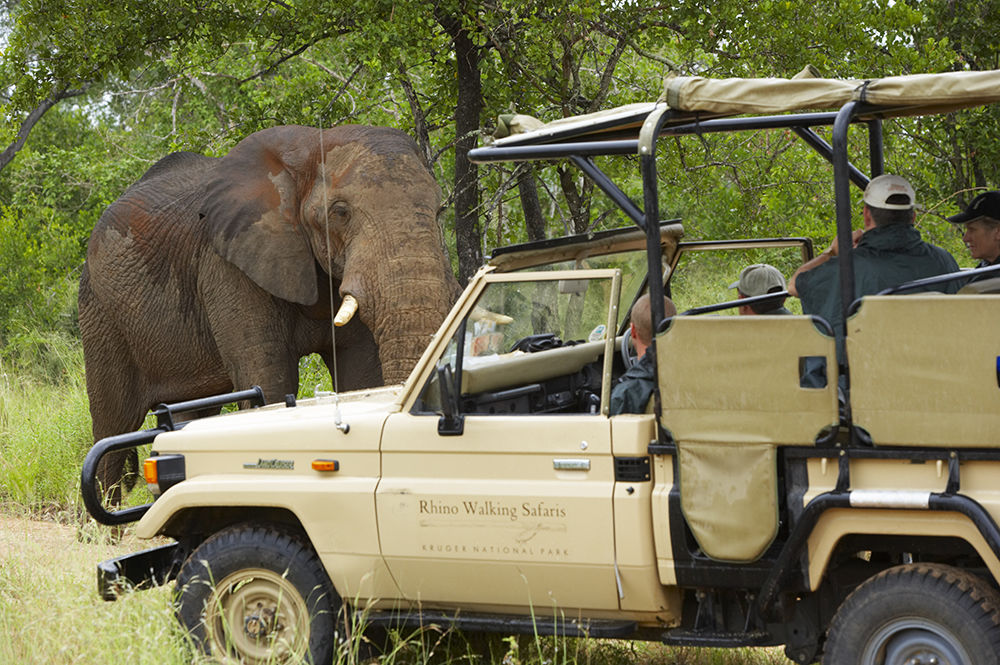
left=0, top=84, right=90, bottom=173
left=397, top=67, right=434, bottom=167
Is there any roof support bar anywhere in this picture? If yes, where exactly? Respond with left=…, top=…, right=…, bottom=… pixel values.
left=569, top=155, right=646, bottom=228
left=636, top=104, right=674, bottom=420
left=832, top=102, right=859, bottom=340
left=468, top=140, right=638, bottom=163
left=791, top=127, right=869, bottom=190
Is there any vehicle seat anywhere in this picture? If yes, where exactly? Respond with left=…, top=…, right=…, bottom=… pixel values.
left=656, top=315, right=839, bottom=562
left=848, top=294, right=1000, bottom=447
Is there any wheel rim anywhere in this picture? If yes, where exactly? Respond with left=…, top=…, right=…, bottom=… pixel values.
left=204, top=568, right=310, bottom=665
left=862, top=617, right=972, bottom=665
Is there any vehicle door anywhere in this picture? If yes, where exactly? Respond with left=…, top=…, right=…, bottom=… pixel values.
left=377, top=269, right=622, bottom=612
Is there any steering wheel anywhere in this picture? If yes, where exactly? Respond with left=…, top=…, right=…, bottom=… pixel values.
left=620, top=332, right=637, bottom=370
left=509, top=333, right=561, bottom=354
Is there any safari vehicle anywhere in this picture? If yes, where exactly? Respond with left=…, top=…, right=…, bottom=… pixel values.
left=83, top=70, right=1000, bottom=665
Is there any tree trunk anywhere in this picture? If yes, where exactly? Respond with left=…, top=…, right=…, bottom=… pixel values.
left=517, top=164, right=546, bottom=241
left=440, top=14, right=484, bottom=285
left=558, top=164, right=592, bottom=235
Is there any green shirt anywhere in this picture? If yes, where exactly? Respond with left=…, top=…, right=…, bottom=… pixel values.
left=797, top=224, right=960, bottom=357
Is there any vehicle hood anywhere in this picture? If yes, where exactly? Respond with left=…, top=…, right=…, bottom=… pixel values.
left=151, top=385, right=403, bottom=453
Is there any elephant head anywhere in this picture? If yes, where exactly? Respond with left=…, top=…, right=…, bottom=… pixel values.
left=199, top=124, right=457, bottom=384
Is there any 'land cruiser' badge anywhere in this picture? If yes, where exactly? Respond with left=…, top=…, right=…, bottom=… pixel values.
left=243, top=458, right=295, bottom=470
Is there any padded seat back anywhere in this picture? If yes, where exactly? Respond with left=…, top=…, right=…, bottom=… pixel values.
left=848, top=295, right=1000, bottom=447
left=656, top=315, right=839, bottom=562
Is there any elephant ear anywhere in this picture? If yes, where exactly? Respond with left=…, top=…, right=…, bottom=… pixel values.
left=200, top=127, right=318, bottom=305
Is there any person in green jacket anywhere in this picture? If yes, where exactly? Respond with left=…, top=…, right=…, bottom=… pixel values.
left=610, top=293, right=676, bottom=415
left=789, top=174, right=960, bottom=354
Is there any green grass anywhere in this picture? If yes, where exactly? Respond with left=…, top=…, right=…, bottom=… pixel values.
left=0, top=331, right=92, bottom=514
left=0, top=519, right=194, bottom=665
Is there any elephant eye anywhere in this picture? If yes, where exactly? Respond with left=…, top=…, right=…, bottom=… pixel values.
left=330, top=201, right=351, bottom=221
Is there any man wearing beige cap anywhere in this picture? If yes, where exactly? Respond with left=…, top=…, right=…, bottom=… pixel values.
left=789, top=174, right=959, bottom=351
left=729, top=263, right=791, bottom=315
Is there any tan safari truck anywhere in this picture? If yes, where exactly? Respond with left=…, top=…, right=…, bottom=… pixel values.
left=83, top=70, right=1000, bottom=665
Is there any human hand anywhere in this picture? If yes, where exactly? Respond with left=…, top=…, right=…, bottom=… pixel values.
left=825, top=229, right=864, bottom=257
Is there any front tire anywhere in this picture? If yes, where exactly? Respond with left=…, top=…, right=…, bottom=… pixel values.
left=823, top=563, right=1000, bottom=665
left=175, top=523, right=338, bottom=665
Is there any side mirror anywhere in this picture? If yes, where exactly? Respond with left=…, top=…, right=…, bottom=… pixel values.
left=436, top=364, right=464, bottom=436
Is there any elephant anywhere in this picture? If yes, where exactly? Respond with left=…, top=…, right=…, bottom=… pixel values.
left=79, top=124, right=458, bottom=501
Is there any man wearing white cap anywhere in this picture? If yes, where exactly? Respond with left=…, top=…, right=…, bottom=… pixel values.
left=729, top=263, right=791, bottom=315
left=789, top=174, right=959, bottom=349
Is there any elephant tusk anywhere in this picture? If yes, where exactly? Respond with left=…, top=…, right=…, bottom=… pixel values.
left=334, top=294, right=359, bottom=327
left=470, top=305, right=513, bottom=325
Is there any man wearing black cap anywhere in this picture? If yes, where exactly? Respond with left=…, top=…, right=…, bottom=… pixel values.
left=948, top=190, right=1000, bottom=283
left=789, top=174, right=960, bottom=350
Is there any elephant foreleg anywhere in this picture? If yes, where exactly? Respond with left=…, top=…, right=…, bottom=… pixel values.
left=79, top=272, right=150, bottom=505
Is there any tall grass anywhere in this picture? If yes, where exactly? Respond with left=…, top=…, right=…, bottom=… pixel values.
left=0, top=517, right=192, bottom=664
left=0, top=329, right=92, bottom=515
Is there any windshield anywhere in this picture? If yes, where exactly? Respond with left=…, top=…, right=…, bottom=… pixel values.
left=514, top=248, right=655, bottom=328
left=415, top=272, right=620, bottom=415
left=459, top=274, right=617, bottom=362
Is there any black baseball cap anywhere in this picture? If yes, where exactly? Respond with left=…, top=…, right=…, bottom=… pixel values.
left=948, top=191, right=1000, bottom=224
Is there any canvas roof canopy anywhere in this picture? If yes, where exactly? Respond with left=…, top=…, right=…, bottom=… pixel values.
left=492, top=69, right=1000, bottom=146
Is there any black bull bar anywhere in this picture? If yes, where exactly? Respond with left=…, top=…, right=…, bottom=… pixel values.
left=80, top=386, right=265, bottom=526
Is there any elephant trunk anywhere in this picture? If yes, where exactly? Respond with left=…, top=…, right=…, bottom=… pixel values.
left=341, top=244, right=455, bottom=385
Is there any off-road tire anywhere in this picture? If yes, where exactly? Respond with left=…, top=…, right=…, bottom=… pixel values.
left=823, top=563, right=1000, bottom=665
left=175, top=523, right=338, bottom=665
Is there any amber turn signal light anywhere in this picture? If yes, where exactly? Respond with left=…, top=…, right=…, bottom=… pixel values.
left=143, top=457, right=159, bottom=485
left=312, top=459, right=340, bottom=472
left=141, top=454, right=185, bottom=496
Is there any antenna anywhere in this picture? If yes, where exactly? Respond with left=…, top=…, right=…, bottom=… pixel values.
left=318, top=126, right=349, bottom=433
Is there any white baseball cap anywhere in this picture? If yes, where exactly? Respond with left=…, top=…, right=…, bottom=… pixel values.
left=863, top=174, right=916, bottom=210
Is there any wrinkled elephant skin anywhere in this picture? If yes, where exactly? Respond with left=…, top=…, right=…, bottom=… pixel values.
left=79, top=125, right=457, bottom=500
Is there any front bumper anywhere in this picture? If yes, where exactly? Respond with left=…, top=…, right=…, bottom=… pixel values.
left=97, top=543, right=182, bottom=601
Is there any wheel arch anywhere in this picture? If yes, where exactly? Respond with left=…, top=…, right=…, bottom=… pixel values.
left=807, top=508, right=1000, bottom=591
left=158, top=505, right=307, bottom=545
left=134, top=476, right=398, bottom=603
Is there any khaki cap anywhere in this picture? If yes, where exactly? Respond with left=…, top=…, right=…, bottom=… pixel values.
left=729, top=263, right=786, bottom=297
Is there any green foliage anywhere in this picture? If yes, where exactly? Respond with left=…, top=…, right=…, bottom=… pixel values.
left=0, top=204, right=81, bottom=337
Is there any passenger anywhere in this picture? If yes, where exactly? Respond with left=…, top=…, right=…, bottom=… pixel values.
left=729, top=263, right=791, bottom=315
left=788, top=174, right=960, bottom=343
left=610, top=293, right=676, bottom=415
left=947, top=190, right=1000, bottom=282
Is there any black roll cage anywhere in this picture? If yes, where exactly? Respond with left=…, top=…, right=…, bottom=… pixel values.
left=469, top=101, right=964, bottom=424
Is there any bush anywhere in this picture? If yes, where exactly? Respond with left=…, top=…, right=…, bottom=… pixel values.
left=0, top=204, right=84, bottom=341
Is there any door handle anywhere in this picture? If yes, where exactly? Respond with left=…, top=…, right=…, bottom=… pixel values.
left=553, top=458, right=590, bottom=471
